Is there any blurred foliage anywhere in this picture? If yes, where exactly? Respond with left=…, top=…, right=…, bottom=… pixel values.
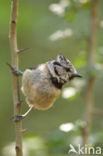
left=64, top=0, right=90, bottom=22
left=2, top=120, right=103, bottom=156
left=0, top=0, right=103, bottom=156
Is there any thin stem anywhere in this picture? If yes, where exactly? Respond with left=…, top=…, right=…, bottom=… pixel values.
left=93, top=108, right=103, bottom=116
left=9, top=0, right=23, bottom=156
left=84, top=0, right=99, bottom=147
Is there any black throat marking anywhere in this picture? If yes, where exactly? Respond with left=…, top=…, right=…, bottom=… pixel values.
left=50, top=76, right=63, bottom=89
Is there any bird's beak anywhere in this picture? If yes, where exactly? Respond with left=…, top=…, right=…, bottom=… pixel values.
left=74, top=73, right=82, bottom=78
left=69, top=73, right=82, bottom=80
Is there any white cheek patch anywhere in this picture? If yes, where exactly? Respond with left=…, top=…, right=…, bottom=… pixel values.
left=47, top=62, right=59, bottom=81
left=73, top=67, right=77, bottom=74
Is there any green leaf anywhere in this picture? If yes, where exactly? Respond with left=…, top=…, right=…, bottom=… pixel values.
left=65, top=10, right=76, bottom=22
left=74, top=56, right=86, bottom=68
left=81, top=1, right=90, bottom=9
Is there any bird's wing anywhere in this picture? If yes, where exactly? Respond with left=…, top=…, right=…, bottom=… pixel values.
left=29, top=65, right=38, bottom=70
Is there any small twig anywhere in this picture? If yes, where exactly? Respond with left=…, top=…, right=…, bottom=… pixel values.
left=21, top=129, right=27, bottom=133
left=17, top=48, right=30, bottom=54
left=6, top=62, right=15, bottom=71
left=92, top=108, right=103, bottom=116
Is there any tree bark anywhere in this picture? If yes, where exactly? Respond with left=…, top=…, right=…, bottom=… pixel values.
left=9, top=0, right=23, bottom=156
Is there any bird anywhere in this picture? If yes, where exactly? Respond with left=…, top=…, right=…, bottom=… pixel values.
left=10, top=54, right=82, bottom=120
left=21, top=54, right=82, bottom=110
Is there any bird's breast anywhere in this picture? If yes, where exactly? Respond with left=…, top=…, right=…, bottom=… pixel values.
left=21, top=68, right=61, bottom=110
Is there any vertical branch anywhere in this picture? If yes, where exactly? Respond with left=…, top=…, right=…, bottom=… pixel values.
left=9, top=0, right=23, bottom=156
left=84, top=0, right=99, bottom=145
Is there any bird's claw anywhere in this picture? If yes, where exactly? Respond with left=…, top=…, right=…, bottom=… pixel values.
left=7, top=63, right=23, bottom=76
left=11, top=69, right=23, bottom=76
left=10, top=115, right=24, bottom=122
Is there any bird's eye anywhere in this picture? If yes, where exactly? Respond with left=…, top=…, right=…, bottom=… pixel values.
left=64, top=67, right=71, bottom=72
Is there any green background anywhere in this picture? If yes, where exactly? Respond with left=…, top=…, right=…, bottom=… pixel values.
left=0, top=0, right=103, bottom=155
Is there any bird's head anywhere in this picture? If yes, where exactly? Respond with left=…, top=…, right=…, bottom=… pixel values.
left=47, top=54, right=82, bottom=87
left=56, top=54, right=82, bottom=81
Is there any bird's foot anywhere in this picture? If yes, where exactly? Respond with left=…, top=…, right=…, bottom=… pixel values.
left=7, top=63, right=23, bottom=76
left=10, top=115, right=24, bottom=122
left=10, top=107, right=33, bottom=122
left=12, top=69, right=23, bottom=76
